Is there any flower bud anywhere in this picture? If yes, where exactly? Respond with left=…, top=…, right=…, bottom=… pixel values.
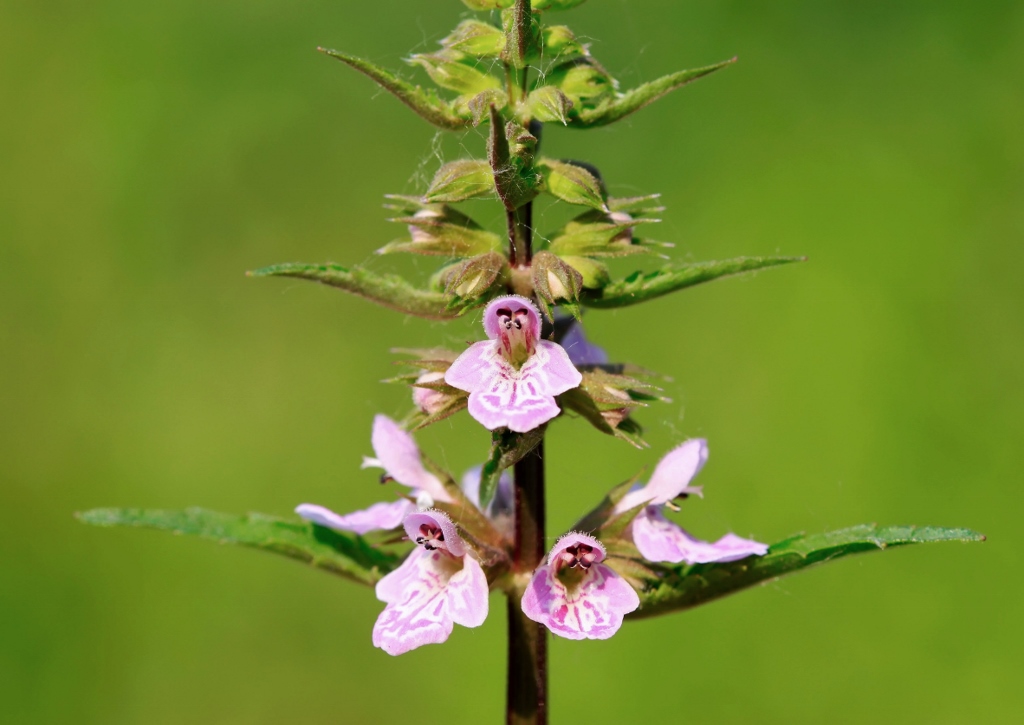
left=541, top=25, right=586, bottom=63
left=526, top=85, right=573, bottom=125
left=439, top=251, right=510, bottom=301
left=559, top=255, right=609, bottom=289
left=441, top=19, right=505, bottom=58
left=424, top=159, right=495, bottom=203
left=543, top=58, right=617, bottom=112
left=547, top=207, right=661, bottom=258
left=407, top=49, right=501, bottom=96
left=412, top=371, right=456, bottom=415
left=538, top=158, right=608, bottom=211
left=531, top=251, right=583, bottom=314
left=379, top=201, right=501, bottom=257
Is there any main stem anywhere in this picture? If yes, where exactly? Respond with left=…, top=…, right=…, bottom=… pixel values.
left=508, top=439, right=547, bottom=725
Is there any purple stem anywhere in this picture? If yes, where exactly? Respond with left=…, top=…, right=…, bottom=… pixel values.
left=508, top=439, right=547, bottom=725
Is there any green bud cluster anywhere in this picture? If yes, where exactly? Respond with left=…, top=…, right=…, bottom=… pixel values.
left=251, top=0, right=803, bottom=442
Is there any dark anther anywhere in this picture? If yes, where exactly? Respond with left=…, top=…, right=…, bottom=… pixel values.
left=417, top=523, right=445, bottom=551
left=379, top=474, right=394, bottom=485
left=562, top=543, right=596, bottom=570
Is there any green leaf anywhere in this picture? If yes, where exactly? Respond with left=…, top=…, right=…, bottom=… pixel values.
left=571, top=58, right=736, bottom=128
left=247, top=263, right=470, bottom=320
left=76, top=507, right=402, bottom=587
left=628, top=524, right=985, bottom=619
left=319, top=48, right=470, bottom=130
left=582, top=256, right=805, bottom=309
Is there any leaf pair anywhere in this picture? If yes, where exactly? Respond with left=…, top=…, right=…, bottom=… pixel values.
left=77, top=508, right=983, bottom=619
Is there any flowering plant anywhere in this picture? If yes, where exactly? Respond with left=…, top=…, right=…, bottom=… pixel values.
left=77, top=1, right=983, bottom=722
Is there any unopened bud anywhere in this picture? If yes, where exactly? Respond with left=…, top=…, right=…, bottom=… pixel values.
left=541, top=25, right=586, bottom=63
left=442, top=19, right=505, bottom=57
left=424, top=159, right=495, bottom=203
left=440, top=251, right=510, bottom=300
left=526, top=86, right=573, bottom=125
left=408, top=50, right=501, bottom=96
left=532, top=250, right=584, bottom=314
left=538, top=158, right=608, bottom=211
left=544, top=57, right=617, bottom=112
left=412, top=371, right=454, bottom=415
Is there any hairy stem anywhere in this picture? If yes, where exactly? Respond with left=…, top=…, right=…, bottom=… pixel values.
left=508, top=439, right=547, bottom=725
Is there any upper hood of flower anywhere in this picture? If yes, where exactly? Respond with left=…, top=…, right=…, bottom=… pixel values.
left=362, top=414, right=452, bottom=504
left=613, top=438, right=707, bottom=514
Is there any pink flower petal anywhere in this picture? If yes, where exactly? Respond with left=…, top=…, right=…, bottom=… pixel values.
left=631, top=507, right=768, bottom=564
left=372, top=548, right=458, bottom=655
left=372, top=545, right=489, bottom=656
left=445, top=554, right=489, bottom=628
left=371, top=415, right=451, bottom=504
left=449, top=340, right=582, bottom=433
left=444, top=341, right=499, bottom=392
left=412, top=371, right=449, bottom=414
left=614, top=439, right=708, bottom=513
left=521, top=562, right=639, bottom=641
left=295, top=500, right=415, bottom=535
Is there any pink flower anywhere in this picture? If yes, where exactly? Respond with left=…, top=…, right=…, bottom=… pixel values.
left=614, top=439, right=768, bottom=564
left=372, top=510, right=489, bottom=655
left=444, top=295, right=582, bottom=433
left=521, top=532, right=639, bottom=640
left=295, top=415, right=452, bottom=535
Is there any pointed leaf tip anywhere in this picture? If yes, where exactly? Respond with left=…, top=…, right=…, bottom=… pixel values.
left=319, top=48, right=471, bottom=130
left=570, top=57, right=736, bottom=128
left=582, top=256, right=804, bottom=309
left=77, top=507, right=401, bottom=586
left=629, top=523, right=984, bottom=620
left=249, top=262, right=467, bottom=319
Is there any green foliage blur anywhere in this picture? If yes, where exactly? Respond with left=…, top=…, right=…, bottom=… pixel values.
left=2, top=1, right=1021, bottom=722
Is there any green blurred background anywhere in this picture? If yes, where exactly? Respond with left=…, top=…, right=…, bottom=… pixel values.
left=2, top=0, right=1021, bottom=722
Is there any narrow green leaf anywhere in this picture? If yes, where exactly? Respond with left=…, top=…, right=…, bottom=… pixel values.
left=76, top=508, right=402, bottom=586
left=571, top=58, right=736, bottom=128
left=319, top=48, right=471, bottom=130
left=247, top=263, right=468, bottom=320
left=628, top=524, right=985, bottom=619
left=582, top=256, right=805, bottom=309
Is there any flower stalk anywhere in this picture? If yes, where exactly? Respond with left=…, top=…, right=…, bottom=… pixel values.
left=508, top=440, right=547, bottom=725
